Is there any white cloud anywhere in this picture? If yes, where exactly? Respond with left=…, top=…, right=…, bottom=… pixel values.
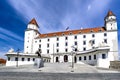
left=87, top=5, right=91, bottom=11
left=0, top=27, right=23, bottom=41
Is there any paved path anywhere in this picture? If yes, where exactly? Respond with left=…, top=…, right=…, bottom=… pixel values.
left=0, top=63, right=120, bottom=73
left=0, top=72, right=120, bottom=80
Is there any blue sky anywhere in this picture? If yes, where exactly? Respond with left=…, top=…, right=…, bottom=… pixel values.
left=0, top=0, right=120, bottom=58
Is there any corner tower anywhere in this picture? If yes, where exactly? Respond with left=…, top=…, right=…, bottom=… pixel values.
left=104, top=10, right=117, bottom=31
left=24, top=18, right=40, bottom=54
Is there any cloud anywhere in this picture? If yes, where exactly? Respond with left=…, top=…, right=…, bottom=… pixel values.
left=87, top=5, right=91, bottom=11
left=0, top=27, right=23, bottom=41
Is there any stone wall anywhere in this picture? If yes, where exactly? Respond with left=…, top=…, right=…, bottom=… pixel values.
left=109, top=61, right=120, bottom=70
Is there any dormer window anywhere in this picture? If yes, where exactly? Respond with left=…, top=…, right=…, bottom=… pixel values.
left=69, top=32, right=72, bottom=35
left=90, top=30, right=93, bottom=33
left=99, top=29, right=102, bottom=32
left=54, top=34, right=56, bottom=36
left=79, top=31, right=81, bottom=34
left=62, top=33, right=65, bottom=36
left=45, top=35, right=47, bottom=37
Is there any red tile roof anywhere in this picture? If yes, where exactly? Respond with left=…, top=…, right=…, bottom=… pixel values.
left=36, top=27, right=106, bottom=38
left=29, top=18, right=39, bottom=27
left=106, top=10, right=115, bottom=17
left=0, top=58, right=6, bottom=64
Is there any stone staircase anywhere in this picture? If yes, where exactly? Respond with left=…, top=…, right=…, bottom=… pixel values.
left=39, top=62, right=98, bottom=73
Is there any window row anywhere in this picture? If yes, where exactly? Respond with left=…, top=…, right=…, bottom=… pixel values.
left=35, top=33, right=107, bottom=43
left=79, top=55, right=96, bottom=61
left=79, top=54, right=106, bottom=61
left=38, top=39, right=107, bottom=49
left=8, top=57, right=35, bottom=62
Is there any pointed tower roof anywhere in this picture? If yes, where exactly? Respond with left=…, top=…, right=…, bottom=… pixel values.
left=29, top=18, right=39, bottom=27
left=106, top=10, right=115, bottom=17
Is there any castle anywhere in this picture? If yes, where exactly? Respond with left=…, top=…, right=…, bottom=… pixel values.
left=6, top=11, right=118, bottom=68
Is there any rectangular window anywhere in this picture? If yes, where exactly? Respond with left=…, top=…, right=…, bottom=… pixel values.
left=102, top=54, right=106, bottom=59
left=33, top=58, right=35, bottom=61
left=65, top=42, right=68, bottom=46
left=104, top=39, right=107, bottom=43
left=74, top=41, right=77, bottom=45
left=74, top=36, right=77, bottom=39
left=57, top=37, right=59, bottom=41
left=39, top=40, right=41, bottom=42
left=65, top=37, right=68, bottom=40
left=47, top=44, right=49, bottom=48
left=83, top=35, right=86, bottom=38
left=65, top=48, right=68, bottom=52
left=56, top=49, right=59, bottom=53
left=92, top=40, right=95, bottom=44
left=94, top=55, right=96, bottom=60
left=39, top=44, right=41, bottom=48
left=28, top=58, right=30, bottom=61
left=22, top=58, right=24, bottom=61
left=47, top=39, right=50, bottom=42
left=47, top=50, right=49, bottom=54
left=35, top=41, right=37, bottom=43
left=84, top=56, right=86, bottom=60
left=89, top=55, right=91, bottom=60
left=56, top=43, right=59, bottom=47
left=83, top=41, right=86, bottom=45
left=15, top=57, right=18, bottom=61
left=104, top=33, right=107, bottom=36
left=8, top=57, right=10, bottom=61
left=92, top=34, right=95, bottom=38
left=79, top=57, right=81, bottom=61
left=83, top=47, right=86, bottom=51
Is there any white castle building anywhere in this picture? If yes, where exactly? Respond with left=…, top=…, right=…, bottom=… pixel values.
left=6, top=11, right=118, bottom=68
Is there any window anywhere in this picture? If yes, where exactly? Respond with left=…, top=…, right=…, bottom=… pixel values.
left=47, top=50, right=49, bottom=54
left=47, top=39, right=50, bottom=42
left=83, top=35, right=86, bottom=38
left=89, top=55, right=91, bottom=60
left=28, top=58, right=30, bottom=61
left=22, top=58, right=24, bottom=61
left=90, top=30, right=93, bottom=32
left=79, top=57, right=82, bottom=61
left=57, top=37, right=59, bottom=41
left=65, top=48, right=68, bottom=52
left=8, top=57, right=10, bottom=61
left=92, top=34, right=95, bottom=38
left=39, top=44, right=41, bottom=48
left=102, top=54, right=106, bottom=59
left=74, top=41, right=77, bottom=45
left=79, top=31, right=81, bottom=34
left=39, top=40, right=41, bottom=42
left=56, top=43, right=59, bottom=47
left=83, top=47, right=86, bottom=51
left=74, top=36, right=77, bottom=39
left=65, top=42, right=68, bottom=46
left=47, top=44, right=49, bottom=48
left=84, top=56, right=86, bottom=60
left=69, top=32, right=72, bottom=35
left=104, top=33, right=107, bottom=36
left=83, top=41, right=86, bottom=45
left=35, top=41, right=37, bottom=43
left=104, top=39, right=107, bottom=43
left=94, top=55, right=96, bottom=60
left=65, top=37, right=68, bottom=40
left=62, top=33, right=65, bottom=36
left=33, top=58, right=35, bottom=61
left=27, top=46, right=28, bottom=48
left=15, top=57, right=18, bottom=61
left=92, top=40, right=95, bottom=44
left=56, top=49, right=59, bottom=53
